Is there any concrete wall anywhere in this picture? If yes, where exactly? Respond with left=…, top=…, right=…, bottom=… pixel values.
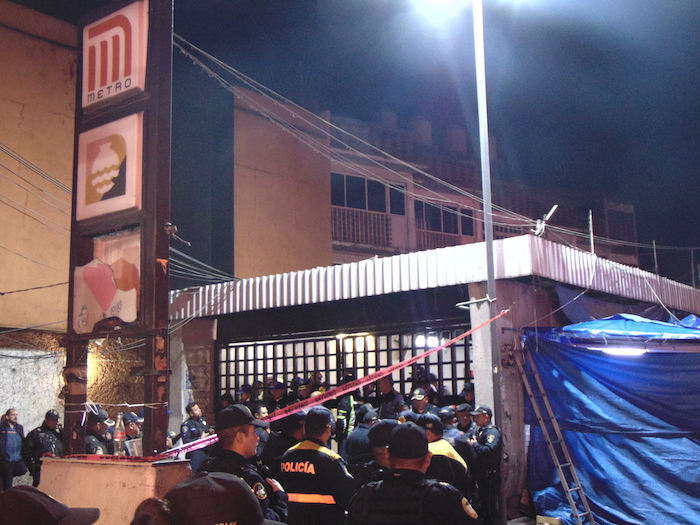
left=233, top=87, right=333, bottom=278
left=0, top=0, right=77, bottom=331
left=41, top=458, right=191, bottom=524
left=469, top=279, right=563, bottom=520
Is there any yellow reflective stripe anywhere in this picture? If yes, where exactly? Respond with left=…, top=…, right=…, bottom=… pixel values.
left=288, top=493, right=337, bottom=504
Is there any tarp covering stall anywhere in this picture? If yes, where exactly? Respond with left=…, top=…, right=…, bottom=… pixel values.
left=522, top=314, right=700, bottom=525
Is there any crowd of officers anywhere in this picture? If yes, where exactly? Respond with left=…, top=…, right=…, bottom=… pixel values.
left=168, top=372, right=503, bottom=525
left=1, top=371, right=503, bottom=525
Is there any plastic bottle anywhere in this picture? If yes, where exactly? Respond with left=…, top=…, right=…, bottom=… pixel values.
left=113, top=412, right=126, bottom=456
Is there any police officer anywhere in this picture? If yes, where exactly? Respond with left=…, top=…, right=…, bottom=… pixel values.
left=198, top=404, right=288, bottom=523
left=85, top=406, right=113, bottom=455
left=278, top=406, right=355, bottom=525
left=348, top=422, right=479, bottom=524
left=22, top=409, right=63, bottom=487
left=180, top=402, right=214, bottom=473
left=467, top=405, right=502, bottom=525
left=410, top=388, right=439, bottom=416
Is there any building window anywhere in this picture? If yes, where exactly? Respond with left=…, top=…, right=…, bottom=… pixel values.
left=331, top=173, right=405, bottom=216
left=460, top=209, right=474, bottom=236
left=415, top=201, right=461, bottom=234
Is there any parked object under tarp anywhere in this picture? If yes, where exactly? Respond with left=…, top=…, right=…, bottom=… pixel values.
left=522, top=314, right=700, bottom=525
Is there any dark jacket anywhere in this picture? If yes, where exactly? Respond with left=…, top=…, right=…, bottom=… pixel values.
left=279, top=437, right=355, bottom=525
left=22, top=423, right=63, bottom=473
left=349, top=468, right=478, bottom=524
left=199, top=449, right=288, bottom=522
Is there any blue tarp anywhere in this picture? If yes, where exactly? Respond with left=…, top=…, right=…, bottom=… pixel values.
left=522, top=314, right=700, bottom=525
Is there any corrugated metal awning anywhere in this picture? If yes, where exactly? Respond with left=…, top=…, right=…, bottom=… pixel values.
left=170, top=235, right=700, bottom=320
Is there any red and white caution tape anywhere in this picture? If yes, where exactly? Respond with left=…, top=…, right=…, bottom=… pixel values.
left=153, top=308, right=509, bottom=460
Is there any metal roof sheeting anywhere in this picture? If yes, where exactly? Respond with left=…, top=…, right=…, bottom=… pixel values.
left=169, top=235, right=700, bottom=320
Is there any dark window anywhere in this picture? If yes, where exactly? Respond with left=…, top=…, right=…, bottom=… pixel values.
left=443, top=206, right=458, bottom=234
left=425, top=203, right=442, bottom=232
left=460, top=209, right=474, bottom=236
left=415, top=201, right=425, bottom=229
left=367, top=180, right=386, bottom=212
left=390, top=185, right=405, bottom=215
left=331, top=173, right=345, bottom=206
left=345, top=175, right=366, bottom=209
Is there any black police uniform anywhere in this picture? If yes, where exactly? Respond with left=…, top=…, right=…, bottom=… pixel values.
left=349, top=468, right=479, bottom=524
left=471, top=423, right=502, bottom=525
left=198, top=449, right=288, bottom=522
left=279, top=437, right=355, bottom=525
left=181, top=416, right=211, bottom=473
left=22, top=423, right=63, bottom=487
left=85, top=430, right=109, bottom=454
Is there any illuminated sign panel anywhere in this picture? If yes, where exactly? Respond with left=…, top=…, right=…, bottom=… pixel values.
left=76, top=112, right=144, bottom=220
left=82, top=0, right=149, bottom=108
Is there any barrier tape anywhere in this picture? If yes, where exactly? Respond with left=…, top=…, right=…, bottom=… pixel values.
left=153, top=308, right=509, bottom=460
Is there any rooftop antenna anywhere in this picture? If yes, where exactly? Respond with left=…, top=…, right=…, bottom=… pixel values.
left=532, top=204, right=558, bottom=237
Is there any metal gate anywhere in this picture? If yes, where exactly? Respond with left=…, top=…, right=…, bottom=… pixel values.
left=217, top=324, right=473, bottom=402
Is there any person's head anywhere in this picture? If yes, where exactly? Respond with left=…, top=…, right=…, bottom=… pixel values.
left=123, top=412, right=144, bottom=439
left=470, top=405, right=493, bottom=427
left=388, top=422, right=431, bottom=473
left=397, top=410, right=418, bottom=423
left=217, top=405, right=269, bottom=458
left=252, top=402, right=268, bottom=420
left=367, top=419, right=398, bottom=467
left=44, top=409, right=60, bottom=430
left=304, top=406, right=334, bottom=442
left=461, top=382, right=475, bottom=403
left=377, top=376, right=394, bottom=395
left=236, top=385, right=252, bottom=401
left=165, top=472, right=283, bottom=525
left=186, top=402, right=201, bottom=419
left=220, top=392, right=235, bottom=408
left=416, top=413, right=443, bottom=442
left=410, top=388, right=428, bottom=413
left=271, top=382, right=286, bottom=401
left=0, top=485, right=100, bottom=525
left=87, top=406, right=114, bottom=435
left=281, top=411, right=306, bottom=440
left=297, top=378, right=313, bottom=399
left=5, top=408, right=18, bottom=425
left=437, top=406, right=456, bottom=426
left=456, top=403, right=473, bottom=428
left=362, top=409, right=378, bottom=426
left=130, top=497, right=170, bottom=525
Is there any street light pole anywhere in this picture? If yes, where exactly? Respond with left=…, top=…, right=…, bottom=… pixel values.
left=473, top=0, right=499, bottom=401
left=473, top=3, right=505, bottom=524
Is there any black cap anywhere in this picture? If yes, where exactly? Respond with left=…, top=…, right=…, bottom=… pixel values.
left=388, top=422, right=428, bottom=459
left=236, top=384, right=252, bottom=394
left=470, top=405, right=493, bottom=417
left=165, top=472, right=283, bottom=525
left=416, top=413, right=443, bottom=434
left=456, top=403, right=473, bottom=413
left=45, top=409, right=60, bottom=420
left=411, top=387, right=427, bottom=401
left=297, top=378, right=313, bottom=387
left=305, top=406, right=334, bottom=435
left=271, top=382, right=286, bottom=390
left=122, top=412, right=144, bottom=424
left=362, top=409, right=378, bottom=423
left=281, top=410, right=307, bottom=430
left=397, top=410, right=418, bottom=423
left=438, top=406, right=456, bottom=422
left=86, top=406, right=113, bottom=426
left=368, top=419, right=399, bottom=448
left=217, top=405, right=269, bottom=432
left=0, top=485, right=99, bottom=525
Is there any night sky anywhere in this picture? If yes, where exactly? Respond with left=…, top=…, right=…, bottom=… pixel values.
left=171, top=0, right=700, bottom=284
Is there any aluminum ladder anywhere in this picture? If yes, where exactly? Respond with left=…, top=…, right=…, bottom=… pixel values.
left=516, top=347, right=596, bottom=525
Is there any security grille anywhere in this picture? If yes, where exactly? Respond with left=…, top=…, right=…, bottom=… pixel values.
left=217, top=325, right=473, bottom=402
